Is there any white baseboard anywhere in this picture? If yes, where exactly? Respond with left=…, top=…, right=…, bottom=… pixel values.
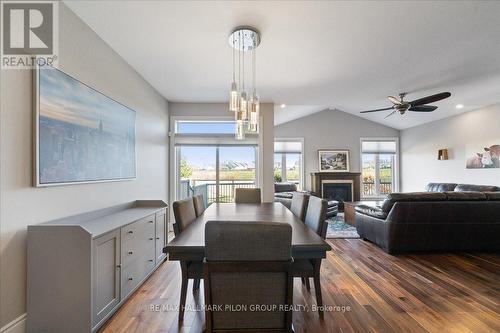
left=0, top=314, right=26, bottom=333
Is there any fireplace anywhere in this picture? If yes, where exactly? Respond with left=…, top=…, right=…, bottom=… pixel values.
left=311, top=172, right=361, bottom=211
left=322, top=181, right=353, bottom=210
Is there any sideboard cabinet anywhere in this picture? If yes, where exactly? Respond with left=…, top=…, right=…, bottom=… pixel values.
left=27, top=200, right=168, bottom=333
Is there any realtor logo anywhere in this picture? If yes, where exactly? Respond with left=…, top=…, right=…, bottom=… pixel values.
left=1, top=1, right=58, bottom=69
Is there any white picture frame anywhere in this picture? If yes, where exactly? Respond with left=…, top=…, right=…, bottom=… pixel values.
left=318, top=150, right=350, bottom=172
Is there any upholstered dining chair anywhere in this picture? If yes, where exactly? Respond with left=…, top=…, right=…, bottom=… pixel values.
left=293, top=196, right=328, bottom=315
left=234, top=188, right=262, bottom=203
left=193, top=194, right=206, bottom=217
left=204, top=221, right=294, bottom=332
left=172, top=198, right=203, bottom=321
left=290, top=192, right=310, bottom=222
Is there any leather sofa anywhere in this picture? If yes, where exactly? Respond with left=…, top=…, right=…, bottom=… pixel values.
left=355, top=183, right=500, bottom=254
left=274, top=182, right=338, bottom=218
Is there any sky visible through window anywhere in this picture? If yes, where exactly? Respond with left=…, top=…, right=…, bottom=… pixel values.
left=176, top=121, right=235, bottom=134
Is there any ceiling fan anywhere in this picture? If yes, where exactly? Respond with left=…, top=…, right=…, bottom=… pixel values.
left=360, top=92, right=451, bottom=118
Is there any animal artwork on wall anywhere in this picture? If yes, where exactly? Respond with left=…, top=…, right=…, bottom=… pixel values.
left=465, top=142, right=500, bottom=169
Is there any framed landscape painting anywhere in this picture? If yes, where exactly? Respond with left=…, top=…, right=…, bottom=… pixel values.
left=34, top=65, right=136, bottom=186
left=318, top=150, right=350, bottom=172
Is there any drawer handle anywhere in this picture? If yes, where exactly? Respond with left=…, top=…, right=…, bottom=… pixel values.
left=128, top=277, right=133, bottom=281
left=149, top=237, right=154, bottom=240
left=116, top=264, right=121, bottom=269
left=128, top=231, right=133, bottom=234
left=148, top=220, right=154, bottom=223
left=149, top=259, right=154, bottom=262
left=128, top=251, right=133, bottom=255
left=156, top=237, right=160, bottom=240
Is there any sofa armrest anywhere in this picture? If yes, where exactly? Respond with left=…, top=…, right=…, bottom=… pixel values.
left=355, top=211, right=389, bottom=252
left=355, top=205, right=388, bottom=220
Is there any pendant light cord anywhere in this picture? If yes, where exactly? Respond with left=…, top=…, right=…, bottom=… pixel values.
left=232, top=35, right=235, bottom=82
left=252, top=46, right=256, bottom=95
left=242, top=32, right=245, bottom=91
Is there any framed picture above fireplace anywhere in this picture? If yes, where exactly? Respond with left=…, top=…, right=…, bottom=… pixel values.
left=318, top=150, right=350, bottom=172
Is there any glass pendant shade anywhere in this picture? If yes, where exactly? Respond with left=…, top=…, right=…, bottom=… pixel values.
left=248, top=94, right=259, bottom=132
left=229, top=82, right=239, bottom=111
left=235, top=110, right=246, bottom=140
left=240, top=91, right=248, bottom=121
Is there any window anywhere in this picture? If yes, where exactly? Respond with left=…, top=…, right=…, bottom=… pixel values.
left=361, top=139, right=398, bottom=198
left=175, top=121, right=236, bottom=134
left=177, top=145, right=257, bottom=204
left=172, top=118, right=259, bottom=206
left=274, top=139, right=303, bottom=190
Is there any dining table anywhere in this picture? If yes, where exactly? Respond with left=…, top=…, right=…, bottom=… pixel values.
left=164, top=202, right=332, bottom=261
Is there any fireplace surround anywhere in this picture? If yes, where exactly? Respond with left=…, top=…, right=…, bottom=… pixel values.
left=311, top=172, right=361, bottom=210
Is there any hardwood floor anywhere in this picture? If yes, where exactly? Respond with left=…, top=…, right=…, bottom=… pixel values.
left=99, top=239, right=500, bottom=333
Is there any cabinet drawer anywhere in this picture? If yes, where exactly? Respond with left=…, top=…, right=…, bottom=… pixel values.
left=121, top=252, right=155, bottom=298
left=121, top=215, right=155, bottom=245
left=121, top=236, right=155, bottom=268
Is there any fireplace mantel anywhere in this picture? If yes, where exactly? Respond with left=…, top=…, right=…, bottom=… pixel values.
left=311, top=172, right=361, bottom=207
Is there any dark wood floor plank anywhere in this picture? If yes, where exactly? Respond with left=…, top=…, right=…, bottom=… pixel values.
left=99, top=239, right=500, bottom=333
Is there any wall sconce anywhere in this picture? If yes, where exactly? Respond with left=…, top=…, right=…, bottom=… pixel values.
left=438, top=149, right=449, bottom=160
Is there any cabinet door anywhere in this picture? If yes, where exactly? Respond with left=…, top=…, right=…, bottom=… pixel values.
left=92, top=230, right=120, bottom=326
left=155, top=210, right=167, bottom=264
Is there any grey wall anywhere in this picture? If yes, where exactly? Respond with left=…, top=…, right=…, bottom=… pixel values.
left=400, top=104, right=500, bottom=192
left=0, top=4, right=169, bottom=328
left=169, top=102, right=275, bottom=202
left=274, top=109, right=400, bottom=190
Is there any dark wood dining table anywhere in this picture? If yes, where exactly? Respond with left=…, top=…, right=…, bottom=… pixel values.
left=164, top=202, right=332, bottom=261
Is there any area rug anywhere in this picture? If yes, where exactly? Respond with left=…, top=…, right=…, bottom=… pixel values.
left=326, top=213, right=359, bottom=239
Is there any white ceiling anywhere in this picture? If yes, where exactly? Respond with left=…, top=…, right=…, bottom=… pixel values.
left=65, top=0, right=500, bottom=130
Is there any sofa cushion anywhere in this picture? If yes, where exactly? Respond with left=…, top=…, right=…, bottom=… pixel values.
left=485, top=192, right=500, bottom=200
left=425, top=183, right=457, bottom=192
left=381, top=192, right=447, bottom=213
left=454, top=184, right=500, bottom=192
left=355, top=205, right=388, bottom=220
left=274, top=182, right=297, bottom=193
left=444, top=191, right=487, bottom=201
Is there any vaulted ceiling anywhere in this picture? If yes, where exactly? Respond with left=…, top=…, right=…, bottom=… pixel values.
left=65, top=1, right=500, bottom=129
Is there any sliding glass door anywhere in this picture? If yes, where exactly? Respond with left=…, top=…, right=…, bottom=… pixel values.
left=176, top=145, right=257, bottom=205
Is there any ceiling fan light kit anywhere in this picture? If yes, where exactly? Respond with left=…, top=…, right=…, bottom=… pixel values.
left=229, top=27, right=261, bottom=139
left=360, top=91, right=451, bottom=119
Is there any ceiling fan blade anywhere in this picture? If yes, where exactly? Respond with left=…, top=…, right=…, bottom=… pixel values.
left=408, top=105, right=438, bottom=112
left=410, top=92, right=451, bottom=106
left=387, top=96, right=402, bottom=105
left=360, top=107, right=393, bottom=113
left=384, top=110, right=397, bottom=119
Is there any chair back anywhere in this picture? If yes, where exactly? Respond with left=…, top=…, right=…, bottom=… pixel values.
left=290, top=192, right=310, bottom=222
left=234, top=188, right=261, bottom=203
left=172, top=198, right=196, bottom=236
left=193, top=195, right=206, bottom=217
left=304, top=196, right=328, bottom=239
left=204, top=221, right=293, bottom=332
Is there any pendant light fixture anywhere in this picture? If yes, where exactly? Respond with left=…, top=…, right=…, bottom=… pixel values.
left=228, top=27, right=260, bottom=139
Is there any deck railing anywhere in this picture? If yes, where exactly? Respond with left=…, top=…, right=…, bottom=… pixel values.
left=362, top=181, right=392, bottom=196
left=179, top=179, right=256, bottom=205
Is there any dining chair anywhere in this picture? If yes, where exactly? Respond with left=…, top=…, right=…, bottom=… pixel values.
left=234, top=188, right=262, bottom=203
left=293, top=196, right=328, bottom=315
left=290, top=192, right=310, bottom=222
left=193, top=194, right=206, bottom=217
left=204, top=221, right=294, bottom=332
left=172, top=198, right=203, bottom=321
